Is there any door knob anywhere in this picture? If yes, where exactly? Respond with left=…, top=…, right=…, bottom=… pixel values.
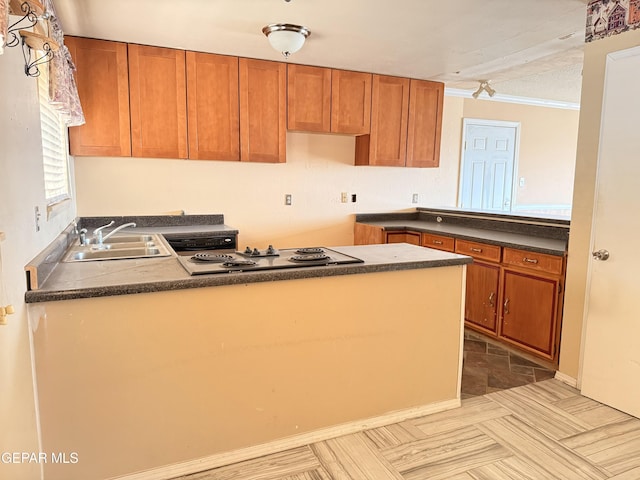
left=592, top=249, right=610, bottom=261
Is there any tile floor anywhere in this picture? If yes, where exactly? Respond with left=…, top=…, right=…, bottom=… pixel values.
left=176, top=379, right=640, bottom=479
left=461, top=329, right=556, bottom=398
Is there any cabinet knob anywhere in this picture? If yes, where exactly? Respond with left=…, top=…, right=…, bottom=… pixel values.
left=504, top=298, right=510, bottom=315
left=488, top=292, right=495, bottom=307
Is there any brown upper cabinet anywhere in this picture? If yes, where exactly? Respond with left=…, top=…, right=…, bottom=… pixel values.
left=239, top=58, right=287, bottom=163
left=287, top=66, right=372, bottom=135
left=356, top=75, right=410, bottom=167
left=356, top=76, right=444, bottom=168
left=128, top=44, right=188, bottom=159
left=67, top=36, right=442, bottom=167
left=186, top=52, right=240, bottom=161
left=287, top=65, right=331, bottom=132
left=406, top=79, right=444, bottom=168
left=330, top=69, right=372, bottom=134
left=66, top=37, right=131, bottom=157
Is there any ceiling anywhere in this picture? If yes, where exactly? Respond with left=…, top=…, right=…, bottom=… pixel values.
left=53, top=0, right=588, bottom=104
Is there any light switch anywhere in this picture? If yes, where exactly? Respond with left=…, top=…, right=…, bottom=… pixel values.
left=519, top=177, right=526, bottom=187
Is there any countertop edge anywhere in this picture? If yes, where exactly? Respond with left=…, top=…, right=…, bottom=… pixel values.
left=24, top=255, right=472, bottom=304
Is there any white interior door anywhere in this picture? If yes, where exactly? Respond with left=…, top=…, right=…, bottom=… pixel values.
left=459, top=120, right=518, bottom=211
left=580, top=45, right=640, bottom=418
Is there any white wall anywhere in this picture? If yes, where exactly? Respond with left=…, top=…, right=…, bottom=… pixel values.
left=74, top=97, right=464, bottom=248
left=0, top=44, right=77, bottom=479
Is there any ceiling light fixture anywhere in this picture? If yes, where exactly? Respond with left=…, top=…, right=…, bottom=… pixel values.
left=472, top=80, right=496, bottom=99
left=262, top=23, right=311, bottom=59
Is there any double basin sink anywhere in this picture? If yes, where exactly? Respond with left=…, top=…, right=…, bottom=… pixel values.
left=63, top=234, right=173, bottom=262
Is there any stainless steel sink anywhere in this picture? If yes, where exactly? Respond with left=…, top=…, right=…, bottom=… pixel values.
left=67, top=247, right=167, bottom=261
left=97, top=241, right=156, bottom=250
left=63, top=233, right=172, bottom=262
left=98, top=235, right=154, bottom=243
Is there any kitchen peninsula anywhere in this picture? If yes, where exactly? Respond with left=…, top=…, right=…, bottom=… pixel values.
left=25, top=217, right=470, bottom=480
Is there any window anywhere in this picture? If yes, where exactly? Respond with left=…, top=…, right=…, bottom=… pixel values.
left=37, top=66, right=71, bottom=205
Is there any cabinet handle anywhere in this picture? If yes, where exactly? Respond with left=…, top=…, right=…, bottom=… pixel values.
left=523, top=257, right=539, bottom=264
left=488, top=292, right=495, bottom=307
left=433, top=240, right=443, bottom=245
left=471, top=247, right=482, bottom=253
left=504, top=298, right=510, bottom=315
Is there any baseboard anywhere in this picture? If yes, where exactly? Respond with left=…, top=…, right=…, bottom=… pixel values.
left=554, top=371, right=578, bottom=388
left=108, top=398, right=461, bottom=480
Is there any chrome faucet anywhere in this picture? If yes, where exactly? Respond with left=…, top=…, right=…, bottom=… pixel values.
left=92, top=221, right=137, bottom=246
left=92, top=221, right=114, bottom=244
left=102, top=222, right=137, bottom=242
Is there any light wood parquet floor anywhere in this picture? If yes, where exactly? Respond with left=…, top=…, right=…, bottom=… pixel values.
left=176, top=380, right=640, bottom=480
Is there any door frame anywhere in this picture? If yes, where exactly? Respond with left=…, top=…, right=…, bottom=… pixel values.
left=458, top=118, right=521, bottom=211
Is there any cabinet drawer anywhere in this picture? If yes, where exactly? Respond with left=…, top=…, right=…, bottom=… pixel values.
left=421, top=233, right=454, bottom=252
left=455, top=239, right=501, bottom=262
left=386, top=231, right=421, bottom=246
left=503, top=248, right=563, bottom=275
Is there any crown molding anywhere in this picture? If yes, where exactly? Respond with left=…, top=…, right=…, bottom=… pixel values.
left=445, top=87, right=580, bottom=110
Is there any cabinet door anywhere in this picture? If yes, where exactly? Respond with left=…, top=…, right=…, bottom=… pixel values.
left=354, top=223, right=384, bottom=245
left=406, top=79, right=443, bottom=168
left=186, top=52, right=239, bottom=161
left=288, top=65, right=331, bottom=132
left=128, top=44, right=187, bottom=159
left=501, top=270, right=558, bottom=358
left=357, top=75, right=410, bottom=167
left=239, top=58, right=286, bottom=163
left=66, top=37, right=131, bottom=156
left=465, top=262, right=500, bottom=334
left=331, top=70, right=372, bottom=134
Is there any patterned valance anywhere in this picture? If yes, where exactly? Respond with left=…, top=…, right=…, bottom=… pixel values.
left=587, top=0, right=640, bottom=42
left=0, top=0, right=8, bottom=55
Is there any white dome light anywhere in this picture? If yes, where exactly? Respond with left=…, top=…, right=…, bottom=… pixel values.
left=262, top=24, right=311, bottom=59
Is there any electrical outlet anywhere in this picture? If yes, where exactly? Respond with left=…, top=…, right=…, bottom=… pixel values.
left=341, top=192, right=348, bottom=203
left=519, top=177, right=526, bottom=187
left=34, top=206, right=41, bottom=232
left=285, top=194, right=292, bottom=206
left=412, top=193, right=419, bottom=204
left=351, top=194, right=357, bottom=203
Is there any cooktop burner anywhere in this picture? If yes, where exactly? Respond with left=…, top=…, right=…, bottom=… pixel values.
left=177, top=247, right=363, bottom=276
left=191, top=253, right=234, bottom=263
left=289, top=253, right=330, bottom=262
left=295, top=247, right=325, bottom=255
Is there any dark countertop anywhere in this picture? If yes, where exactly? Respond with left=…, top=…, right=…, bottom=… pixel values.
left=25, top=243, right=471, bottom=304
left=356, top=208, right=569, bottom=256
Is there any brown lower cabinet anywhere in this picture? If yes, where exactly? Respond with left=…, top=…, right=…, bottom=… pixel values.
left=501, top=269, right=559, bottom=357
left=465, top=262, right=501, bottom=334
left=353, top=223, right=565, bottom=363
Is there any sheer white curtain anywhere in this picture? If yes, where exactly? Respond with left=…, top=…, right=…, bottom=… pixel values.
left=43, top=0, right=85, bottom=126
